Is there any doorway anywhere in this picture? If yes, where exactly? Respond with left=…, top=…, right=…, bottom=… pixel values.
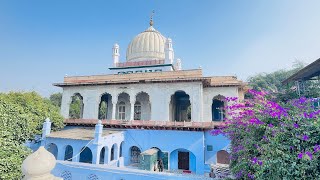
left=178, top=151, right=189, bottom=170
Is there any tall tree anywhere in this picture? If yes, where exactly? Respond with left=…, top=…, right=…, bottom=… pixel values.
left=247, top=61, right=319, bottom=102
left=0, top=92, right=64, bottom=179
left=49, top=92, right=62, bottom=107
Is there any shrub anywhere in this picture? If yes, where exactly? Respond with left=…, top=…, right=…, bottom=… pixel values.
left=212, top=90, right=320, bottom=179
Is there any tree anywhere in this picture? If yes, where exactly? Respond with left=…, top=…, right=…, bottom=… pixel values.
left=98, top=101, right=107, bottom=119
left=49, top=92, right=62, bottom=107
left=69, top=94, right=84, bottom=119
left=248, top=61, right=319, bottom=102
left=0, top=92, right=64, bottom=179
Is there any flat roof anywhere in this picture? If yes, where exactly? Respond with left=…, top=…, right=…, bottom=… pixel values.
left=53, top=69, right=246, bottom=87
left=47, top=127, right=122, bottom=140
left=283, top=58, right=320, bottom=84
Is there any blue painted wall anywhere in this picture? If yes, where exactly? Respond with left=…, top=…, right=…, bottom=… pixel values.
left=43, top=128, right=230, bottom=176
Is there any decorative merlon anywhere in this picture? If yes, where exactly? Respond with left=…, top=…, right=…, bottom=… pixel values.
left=22, top=146, right=62, bottom=180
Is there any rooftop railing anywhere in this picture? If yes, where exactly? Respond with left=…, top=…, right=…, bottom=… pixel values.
left=115, top=60, right=165, bottom=67
left=64, top=119, right=223, bottom=131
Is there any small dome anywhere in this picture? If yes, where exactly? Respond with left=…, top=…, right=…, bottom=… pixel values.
left=126, top=26, right=166, bottom=61
left=22, top=146, right=60, bottom=180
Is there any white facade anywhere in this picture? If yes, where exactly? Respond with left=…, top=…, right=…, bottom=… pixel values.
left=60, top=81, right=241, bottom=122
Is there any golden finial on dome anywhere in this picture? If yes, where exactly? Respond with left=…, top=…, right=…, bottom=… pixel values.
left=149, top=10, right=155, bottom=26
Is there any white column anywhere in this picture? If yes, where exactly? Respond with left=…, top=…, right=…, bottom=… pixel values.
left=83, top=92, right=100, bottom=119
left=60, top=91, right=71, bottom=119
left=57, top=146, right=65, bottom=161
left=112, top=100, right=117, bottom=120
left=130, top=99, right=135, bottom=121
left=92, top=146, right=100, bottom=165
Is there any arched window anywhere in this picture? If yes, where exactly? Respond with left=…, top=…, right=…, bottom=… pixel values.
left=79, top=147, right=92, bottom=164
left=130, top=146, right=141, bottom=164
left=47, top=143, right=58, bottom=159
left=119, top=142, right=124, bottom=157
left=212, top=97, right=225, bottom=121
left=118, top=102, right=126, bottom=120
left=134, top=101, right=142, bottom=120
left=170, top=91, right=191, bottom=122
left=99, top=93, right=112, bottom=120
left=64, top=145, right=73, bottom=161
left=99, top=147, right=106, bottom=164
left=110, top=144, right=118, bottom=161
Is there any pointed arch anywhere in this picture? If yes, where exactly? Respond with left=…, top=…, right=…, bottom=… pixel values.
left=170, top=91, right=191, bottom=122
left=212, top=95, right=226, bottom=121
left=98, top=93, right=112, bottom=120
left=117, top=92, right=130, bottom=120
left=135, top=92, right=151, bottom=120
left=69, top=93, right=84, bottom=119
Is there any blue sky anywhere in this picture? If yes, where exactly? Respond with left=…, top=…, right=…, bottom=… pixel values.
left=1, top=0, right=319, bottom=97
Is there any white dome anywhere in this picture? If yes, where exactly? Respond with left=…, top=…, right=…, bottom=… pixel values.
left=126, top=26, right=166, bottom=61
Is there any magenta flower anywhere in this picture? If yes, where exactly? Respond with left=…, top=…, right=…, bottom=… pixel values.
left=306, top=151, right=313, bottom=160
left=293, top=123, right=299, bottom=128
left=302, top=135, right=309, bottom=141
left=268, top=123, right=274, bottom=128
left=249, top=118, right=264, bottom=125
left=251, top=157, right=258, bottom=164
left=298, top=152, right=303, bottom=159
left=314, top=144, right=320, bottom=153
left=210, top=129, right=223, bottom=136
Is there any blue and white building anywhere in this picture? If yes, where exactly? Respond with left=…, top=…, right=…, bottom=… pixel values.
left=42, top=18, right=247, bottom=180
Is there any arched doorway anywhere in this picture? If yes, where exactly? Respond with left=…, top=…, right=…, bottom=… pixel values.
left=217, top=150, right=230, bottom=164
left=69, top=93, right=84, bottom=119
left=98, top=93, right=112, bottom=120
left=79, top=147, right=92, bottom=164
left=64, top=145, right=73, bottom=161
left=99, top=146, right=108, bottom=164
left=47, top=143, right=58, bottom=159
left=212, top=95, right=225, bottom=121
left=170, top=91, right=191, bottom=122
left=170, top=148, right=196, bottom=172
left=130, top=146, right=141, bottom=164
left=135, top=92, right=151, bottom=120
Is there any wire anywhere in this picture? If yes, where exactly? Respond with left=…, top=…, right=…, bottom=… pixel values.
left=64, top=139, right=94, bottom=161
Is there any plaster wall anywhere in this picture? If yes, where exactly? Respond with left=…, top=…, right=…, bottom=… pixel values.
left=52, top=161, right=213, bottom=180
left=43, top=129, right=125, bottom=165
left=122, top=129, right=205, bottom=174
left=204, top=132, right=230, bottom=164
left=61, top=81, right=205, bottom=121
left=202, top=87, right=238, bottom=121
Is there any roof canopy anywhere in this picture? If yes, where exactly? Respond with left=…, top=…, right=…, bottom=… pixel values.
left=283, top=58, right=320, bottom=84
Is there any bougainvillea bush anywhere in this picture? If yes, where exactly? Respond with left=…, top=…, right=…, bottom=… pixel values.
left=212, top=90, right=320, bottom=179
